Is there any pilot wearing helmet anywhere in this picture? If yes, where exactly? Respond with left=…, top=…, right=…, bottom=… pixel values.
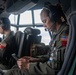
left=4, top=2, right=69, bottom=75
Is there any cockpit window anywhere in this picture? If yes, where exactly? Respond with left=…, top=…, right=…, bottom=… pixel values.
left=34, top=9, right=42, bottom=24
left=35, top=27, right=51, bottom=45
left=9, top=14, right=18, bottom=24
left=19, top=11, right=32, bottom=25
left=9, top=9, right=51, bottom=45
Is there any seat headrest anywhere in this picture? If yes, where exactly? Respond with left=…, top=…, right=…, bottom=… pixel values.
left=24, top=27, right=40, bottom=35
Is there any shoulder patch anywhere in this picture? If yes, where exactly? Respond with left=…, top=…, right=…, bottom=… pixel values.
left=60, top=36, right=68, bottom=46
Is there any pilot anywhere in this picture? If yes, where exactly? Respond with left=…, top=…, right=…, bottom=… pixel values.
left=0, top=17, right=17, bottom=69
left=4, top=2, right=69, bottom=75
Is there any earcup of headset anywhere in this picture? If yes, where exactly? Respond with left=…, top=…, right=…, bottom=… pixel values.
left=48, top=5, right=61, bottom=24
left=2, top=24, right=10, bottom=30
left=49, top=12, right=55, bottom=24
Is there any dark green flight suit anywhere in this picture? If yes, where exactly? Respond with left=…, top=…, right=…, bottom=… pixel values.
left=4, top=23, right=69, bottom=75
left=0, top=31, right=17, bottom=69
left=28, top=23, right=69, bottom=75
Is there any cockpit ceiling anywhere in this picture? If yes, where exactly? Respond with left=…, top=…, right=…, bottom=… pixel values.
left=31, top=0, right=71, bottom=12
left=0, top=0, right=72, bottom=14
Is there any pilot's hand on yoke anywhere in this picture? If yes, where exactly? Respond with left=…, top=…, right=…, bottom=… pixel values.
left=17, top=56, right=43, bottom=70
left=17, top=56, right=31, bottom=70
